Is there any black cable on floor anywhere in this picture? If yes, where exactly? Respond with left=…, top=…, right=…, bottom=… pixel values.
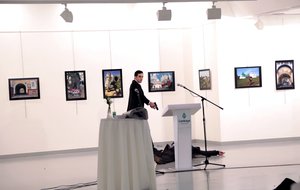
left=42, top=170, right=167, bottom=190
left=41, top=163, right=300, bottom=189
left=155, top=163, right=300, bottom=174
left=221, top=163, right=300, bottom=170
left=40, top=181, right=97, bottom=190
left=156, top=170, right=165, bottom=175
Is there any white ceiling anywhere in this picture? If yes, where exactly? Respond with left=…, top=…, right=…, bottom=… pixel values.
left=0, top=0, right=300, bottom=18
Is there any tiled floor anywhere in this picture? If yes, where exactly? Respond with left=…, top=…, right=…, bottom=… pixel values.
left=1, top=139, right=300, bottom=190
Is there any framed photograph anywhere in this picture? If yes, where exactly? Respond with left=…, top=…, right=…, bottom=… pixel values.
left=199, top=69, right=211, bottom=90
left=65, top=70, right=87, bottom=101
left=8, top=77, right=40, bottom=100
left=275, top=60, right=294, bottom=90
left=148, top=71, right=175, bottom=92
left=234, top=66, right=262, bottom=88
left=102, top=69, right=123, bottom=98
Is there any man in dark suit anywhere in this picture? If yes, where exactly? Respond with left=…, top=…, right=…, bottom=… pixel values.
left=127, top=70, right=164, bottom=163
left=127, top=70, right=156, bottom=111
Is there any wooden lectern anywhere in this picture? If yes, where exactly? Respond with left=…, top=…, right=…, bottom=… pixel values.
left=162, top=103, right=201, bottom=170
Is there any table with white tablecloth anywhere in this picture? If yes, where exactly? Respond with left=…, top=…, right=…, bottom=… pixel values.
left=97, top=118, right=157, bottom=190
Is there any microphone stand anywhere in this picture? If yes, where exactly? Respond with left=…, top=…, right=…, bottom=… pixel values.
left=178, top=84, right=225, bottom=170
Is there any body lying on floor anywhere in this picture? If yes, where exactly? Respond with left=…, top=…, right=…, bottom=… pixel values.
left=153, top=142, right=224, bottom=165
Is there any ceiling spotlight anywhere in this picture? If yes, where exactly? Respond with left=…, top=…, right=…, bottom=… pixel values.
left=157, top=2, right=172, bottom=21
left=60, top=3, right=73, bottom=23
left=255, top=18, right=264, bottom=30
left=207, top=1, right=221, bottom=20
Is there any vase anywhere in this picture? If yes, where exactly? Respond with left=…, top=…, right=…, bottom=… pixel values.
left=107, top=106, right=112, bottom=119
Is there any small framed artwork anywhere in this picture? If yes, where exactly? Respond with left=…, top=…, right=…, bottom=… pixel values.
left=275, top=60, right=294, bottom=90
left=148, top=71, right=175, bottom=92
left=199, top=69, right=211, bottom=90
left=234, top=66, right=262, bottom=88
left=65, top=70, right=87, bottom=101
left=8, top=77, right=40, bottom=100
left=102, top=69, right=123, bottom=98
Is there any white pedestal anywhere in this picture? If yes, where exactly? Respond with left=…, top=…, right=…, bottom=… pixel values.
left=162, top=103, right=201, bottom=170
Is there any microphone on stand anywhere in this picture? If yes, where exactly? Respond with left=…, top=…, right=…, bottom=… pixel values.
left=177, top=83, right=185, bottom=88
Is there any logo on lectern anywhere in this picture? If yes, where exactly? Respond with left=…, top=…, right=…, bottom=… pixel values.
left=178, top=112, right=190, bottom=124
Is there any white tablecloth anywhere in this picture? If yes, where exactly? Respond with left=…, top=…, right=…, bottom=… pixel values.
left=98, top=118, right=156, bottom=190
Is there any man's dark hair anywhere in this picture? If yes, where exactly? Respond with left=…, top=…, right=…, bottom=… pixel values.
left=134, top=70, right=143, bottom=77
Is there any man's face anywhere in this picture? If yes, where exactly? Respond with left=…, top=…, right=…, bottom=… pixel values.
left=135, top=73, right=144, bottom=83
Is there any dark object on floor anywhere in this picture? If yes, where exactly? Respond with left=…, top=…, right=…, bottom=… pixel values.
left=153, top=142, right=224, bottom=165
left=154, top=144, right=174, bottom=164
left=274, top=178, right=296, bottom=190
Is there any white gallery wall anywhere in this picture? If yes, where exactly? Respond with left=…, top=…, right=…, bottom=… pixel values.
left=216, top=18, right=300, bottom=141
left=0, top=3, right=299, bottom=156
